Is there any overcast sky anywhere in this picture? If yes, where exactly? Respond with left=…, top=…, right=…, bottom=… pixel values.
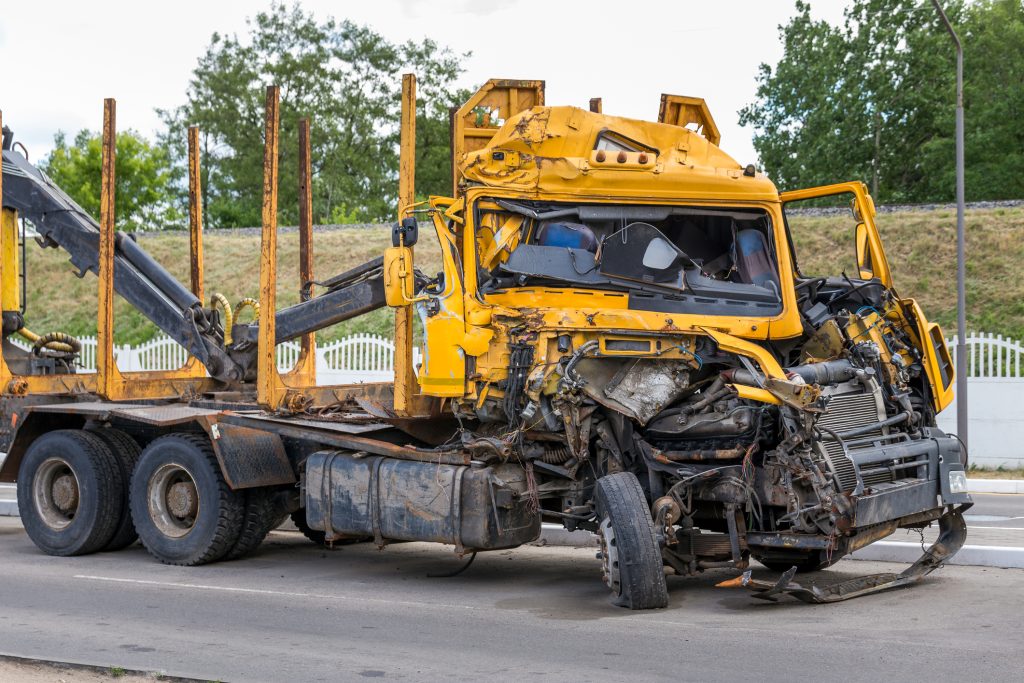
left=0, top=0, right=849, bottom=167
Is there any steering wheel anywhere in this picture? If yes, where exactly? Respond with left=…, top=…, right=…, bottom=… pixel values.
left=795, top=277, right=826, bottom=292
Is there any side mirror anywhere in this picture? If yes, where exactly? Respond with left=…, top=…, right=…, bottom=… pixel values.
left=855, top=222, right=874, bottom=279
left=383, top=246, right=415, bottom=306
left=392, top=216, right=419, bottom=247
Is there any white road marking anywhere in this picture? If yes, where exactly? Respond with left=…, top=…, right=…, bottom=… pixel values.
left=74, top=574, right=476, bottom=611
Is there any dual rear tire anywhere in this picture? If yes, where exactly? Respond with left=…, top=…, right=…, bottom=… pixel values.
left=19, top=430, right=277, bottom=565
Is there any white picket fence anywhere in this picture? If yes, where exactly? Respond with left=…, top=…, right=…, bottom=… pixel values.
left=950, top=332, right=1023, bottom=379
left=8, top=330, right=1024, bottom=466
left=10, top=330, right=1022, bottom=380
left=9, top=333, right=421, bottom=385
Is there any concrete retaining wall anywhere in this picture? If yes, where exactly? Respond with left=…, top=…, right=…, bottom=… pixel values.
left=937, top=378, right=1024, bottom=468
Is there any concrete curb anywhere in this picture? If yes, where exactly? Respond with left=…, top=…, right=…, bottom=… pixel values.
left=0, top=484, right=14, bottom=517
left=967, top=479, right=1024, bottom=494
left=0, top=653, right=200, bottom=683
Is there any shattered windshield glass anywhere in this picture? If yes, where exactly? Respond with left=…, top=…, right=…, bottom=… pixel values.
left=474, top=199, right=783, bottom=315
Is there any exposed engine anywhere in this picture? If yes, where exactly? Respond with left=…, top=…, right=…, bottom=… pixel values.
left=452, top=279, right=968, bottom=591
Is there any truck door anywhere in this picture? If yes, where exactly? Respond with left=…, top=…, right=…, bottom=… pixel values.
left=414, top=202, right=469, bottom=397
left=779, top=181, right=891, bottom=288
left=781, top=182, right=954, bottom=413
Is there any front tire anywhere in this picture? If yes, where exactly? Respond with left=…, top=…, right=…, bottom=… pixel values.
left=17, top=430, right=124, bottom=556
left=595, top=472, right=669, bottom=610
left=130, top=433, right=243, bottom=566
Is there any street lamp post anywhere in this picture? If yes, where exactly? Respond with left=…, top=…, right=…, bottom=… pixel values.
left=931, top=0, right=967, bottom=452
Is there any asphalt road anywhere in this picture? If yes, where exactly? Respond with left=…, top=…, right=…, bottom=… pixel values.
left=1, top=517, right=1022, bottom=682
left=964, top=492, right=1024, bottom=527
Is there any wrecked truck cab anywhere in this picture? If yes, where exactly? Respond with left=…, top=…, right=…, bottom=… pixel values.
left=1, top=77, right=969, bottom=612
left=385, top=81, right=971, bottom=608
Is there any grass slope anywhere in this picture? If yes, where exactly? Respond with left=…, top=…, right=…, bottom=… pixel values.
left=788, top=205, right=1024, bottom=340
left=18, top=205, right=1023, bottom=345
left=21, top=227, right=441, bottom=345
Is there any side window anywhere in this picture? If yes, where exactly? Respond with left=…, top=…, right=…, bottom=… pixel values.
left=594, top=130, right=656, bottom=154
left=783, top=193, right=863, bottom=279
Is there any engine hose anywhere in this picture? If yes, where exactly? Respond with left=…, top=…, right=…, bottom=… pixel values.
left=210, top=293, right=234, bottom=344
left=17, top=328, right=80, bottom=356
left=234, top=297, right=260, bottom=324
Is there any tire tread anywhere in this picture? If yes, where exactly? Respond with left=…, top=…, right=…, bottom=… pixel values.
left=225, top=487, right=278, bottom=560
left=87, top=427, right=142, bottom=551
left=131, top=433, right=243, bottom=566
left=596, top=472, right=669, bottom=610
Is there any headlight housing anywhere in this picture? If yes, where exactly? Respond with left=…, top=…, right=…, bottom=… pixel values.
left=948, top=470, right=968, bottom=494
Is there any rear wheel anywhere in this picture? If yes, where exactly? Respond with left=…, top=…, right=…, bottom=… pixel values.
left=290, top=507, right=326, bottom=545
left=86, top=427, right=142, bottom=551
left=289, top=508, right=368, bottom=546
left=17, top=430, right=123, bottom=556
left=130, top=433, right=243, bottom=566
left=595, top=472, right=669, bottom=610
left=225, top=487, right=280, bottom=560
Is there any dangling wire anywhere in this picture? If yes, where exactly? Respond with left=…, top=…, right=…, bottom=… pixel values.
left=427, top=552, right=477, bottom=578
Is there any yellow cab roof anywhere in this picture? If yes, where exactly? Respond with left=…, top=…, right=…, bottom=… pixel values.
left=459, top=106, right=779, bottom=204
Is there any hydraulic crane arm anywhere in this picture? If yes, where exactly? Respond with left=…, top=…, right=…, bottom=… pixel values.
left=1, top=136, right=388, bottom=384
left=1, top=145, right=244, bottom=379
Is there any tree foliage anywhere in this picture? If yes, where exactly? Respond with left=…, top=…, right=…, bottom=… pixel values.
left=41, top=129, right=179, bottom=231
left=740, top=0, right=1024, bottom=202
left=159, top=3, right=470, bottom=228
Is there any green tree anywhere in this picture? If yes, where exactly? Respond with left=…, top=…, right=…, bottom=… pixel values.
left=919, top=0, right=1024, bottom=201
left=42, top=129, right=179, bottom=231
left=159, top=2, right=470, bottom=228
left=739, top=0, right=1024, bottom=203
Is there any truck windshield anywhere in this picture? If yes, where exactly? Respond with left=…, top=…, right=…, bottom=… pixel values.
left=475, top=199, right=784, bottom=316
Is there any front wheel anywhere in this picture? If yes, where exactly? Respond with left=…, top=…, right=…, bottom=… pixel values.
left=595, top=472, right=669, bottom=610
left=130, top=434, right=243, bottom=566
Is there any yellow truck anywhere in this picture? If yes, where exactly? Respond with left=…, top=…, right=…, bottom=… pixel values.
left=0, top=78, right=970, bottom=608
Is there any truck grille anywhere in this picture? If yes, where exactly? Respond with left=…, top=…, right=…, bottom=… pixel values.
left=817, top=390, right=885, bottom=493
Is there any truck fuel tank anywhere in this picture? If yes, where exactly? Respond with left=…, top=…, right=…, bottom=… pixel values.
left=304, top=451, right=541, bottom=551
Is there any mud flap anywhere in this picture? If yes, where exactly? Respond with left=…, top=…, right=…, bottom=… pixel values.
left=717, top=506, right=969, bottom=604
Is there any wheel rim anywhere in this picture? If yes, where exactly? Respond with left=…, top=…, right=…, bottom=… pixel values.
left=33, top=457, right=81, bottom=530
left=598, top=518, right=621, bottom=596
left=148, top=462, right=200, bottom=538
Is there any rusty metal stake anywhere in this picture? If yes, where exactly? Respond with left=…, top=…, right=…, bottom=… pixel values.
left=97, top=98, right=117, bottom=397
left=257, top=85, right=280, bottom=408
left=296, top=117, right=316, bottom=383
left=393, top=73, right=416, bottom=413
left=187, top=126, right=204, bottom=302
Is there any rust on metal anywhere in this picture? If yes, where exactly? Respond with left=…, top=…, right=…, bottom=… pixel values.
left=219, top=411, right=472, bottom=466
left=187, top=126, right=204, bottom=301
left=589, top=97, right=602, bottom=113
left=451, top=79, right=544, bottom=193
left=393, top=73, right=416, bottom=414
left=206, top=422, right=296, bottom=489
left=96, top=98, right=118, bottom=399
left=291, top=117, right=317, bottom=384
left=257, top=85, right=281, bottom=409
left=657, top=93, right=721, bottom=146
